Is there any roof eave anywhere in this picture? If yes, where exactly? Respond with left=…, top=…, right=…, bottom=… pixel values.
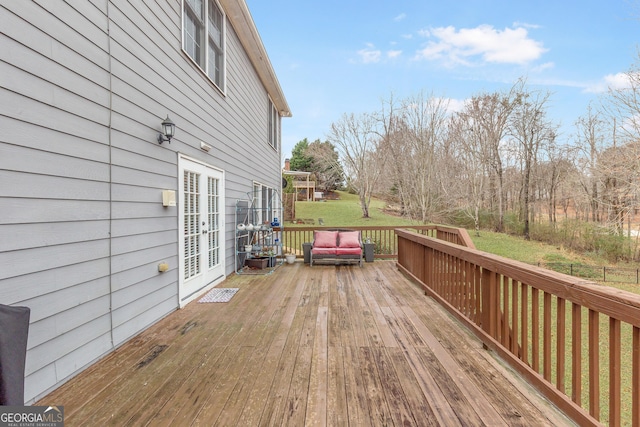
left=221, top=0, right=292, bottom=118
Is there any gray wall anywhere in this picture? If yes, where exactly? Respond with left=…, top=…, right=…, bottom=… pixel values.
left=0, top=0, right=283, bottom=403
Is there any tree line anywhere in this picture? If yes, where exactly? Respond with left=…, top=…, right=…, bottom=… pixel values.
left=289, top=58, right=640, bottom=258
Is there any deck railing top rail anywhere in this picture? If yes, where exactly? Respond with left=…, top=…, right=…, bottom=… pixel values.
left=277, top=224, right=474, bottom=257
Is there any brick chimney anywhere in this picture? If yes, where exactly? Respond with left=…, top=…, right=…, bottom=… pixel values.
left=284, top=158, right=290, bottom=171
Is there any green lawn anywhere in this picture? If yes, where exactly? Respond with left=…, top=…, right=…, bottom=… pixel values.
left=288, top=191, right=422, bottom=228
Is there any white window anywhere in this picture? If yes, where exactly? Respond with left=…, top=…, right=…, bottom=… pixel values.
left=252, top=183, right=276, bottom=225
left=182, top=0, right=225, bottom=90
left=268, top=98, right=279, bottom=150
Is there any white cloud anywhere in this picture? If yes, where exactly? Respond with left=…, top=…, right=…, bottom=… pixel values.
left=394, top=13, right=406, bottom=22
left=414, top=24, right=547, bottom=66
left=357, top=43, right=382, bottom=63
left=584, top=72, right=633, bottom=93
left=605, top=72, right=634, bottom=90
left=512, top=21, right=541, bottom=30
left=443, top=98, right=467, bottom=114
left=355, top=44, right=402, bottom=63
left=530, top=62, right=555, bottom=73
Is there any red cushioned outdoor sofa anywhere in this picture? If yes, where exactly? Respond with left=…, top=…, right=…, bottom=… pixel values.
left=310, top=230, right=363, bottom=266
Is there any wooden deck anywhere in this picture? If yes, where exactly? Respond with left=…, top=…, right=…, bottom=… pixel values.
left=40, top=261, right=573, bottom=426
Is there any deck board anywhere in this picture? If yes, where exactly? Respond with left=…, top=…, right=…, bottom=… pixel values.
left=39, top=261, right=574, bottom=426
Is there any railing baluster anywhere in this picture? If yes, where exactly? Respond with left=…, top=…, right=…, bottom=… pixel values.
left=544, top=292, right=552, bottom=382
left=520, top=282, right=529, bottom=366
left=572, top=303, right=582, bottom=406
left=589, top=309, right=600, bottom=420
left=609, top=317, right=621, bottom=427
left=464, top=260, right=471, bottom=317
left=502, top=277, right=510, bottom=347
left=474, top=264, right=481, bottom=325
left=557, top=298, right=566, bottom=393
left=455, top=256, right=462, bottom=310
left=511, top=279, right=519, bottom=356
left=532, top=288, right=540, bottom=373
left=633, top=326, right=640, bottom=426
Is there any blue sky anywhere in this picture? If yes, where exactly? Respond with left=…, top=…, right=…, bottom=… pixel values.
left=245, top=1, right=639, bottom=159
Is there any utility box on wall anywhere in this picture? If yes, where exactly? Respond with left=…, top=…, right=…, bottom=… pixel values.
left=162, top=190, right=176, bottom=207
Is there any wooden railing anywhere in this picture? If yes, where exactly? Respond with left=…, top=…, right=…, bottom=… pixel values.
left=396, top=228, right=640, bottom=427
left=292, top=180, right=316, bottom=189
left=275, top=225, right=474, bottom=257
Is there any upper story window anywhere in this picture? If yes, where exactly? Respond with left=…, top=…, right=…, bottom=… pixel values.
left=268, top=99, right=280, bottom=150
left=182, top=0, right=225, bottom=90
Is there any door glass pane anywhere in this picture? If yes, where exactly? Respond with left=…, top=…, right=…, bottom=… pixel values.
left=184, top=170, right=201, bottom=278
left=208, top=176, right=220, bottom=268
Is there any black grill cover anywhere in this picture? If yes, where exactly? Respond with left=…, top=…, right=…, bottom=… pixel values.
left=0, top=304, right=30, bottom=405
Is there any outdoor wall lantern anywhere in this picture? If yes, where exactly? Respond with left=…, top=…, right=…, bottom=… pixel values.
left=157, top=115, right=176, bottom=144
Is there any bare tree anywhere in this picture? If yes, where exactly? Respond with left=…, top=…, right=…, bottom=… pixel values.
left=600, top=54, right=640, bottom=236
left=305, top=140, right=344, bottom=192
left=376, top=93, right=411, bottom=215
left=605, top=54, right=640, bottom=143
left=463, top=83, right=521, bottom=231
left=396, top=92, right=450, bottom=223
left=508, top=86, right=557, bottom=240
left=536, top=147, right=573, bottom=225
left=597, top=141, right=640, bottom=235
left=328, top=112, right=385, bottom=218
left=573, top=104, right=607, bottom=222
left=446, top=102, right=491, bottom=234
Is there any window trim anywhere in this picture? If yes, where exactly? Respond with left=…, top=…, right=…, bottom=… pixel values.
left=181, top=0, right=226, bottom=92
left=252, top=182, right=277, bottom=225
left=268, top=97, right=280, bottom=151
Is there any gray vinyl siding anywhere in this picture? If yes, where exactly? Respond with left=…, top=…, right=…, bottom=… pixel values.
left=1, top=0, right=284, bottom=403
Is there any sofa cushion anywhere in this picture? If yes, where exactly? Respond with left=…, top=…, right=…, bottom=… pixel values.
left=336, top=247, right=362, bottom=255
left=338, top=231, right=361, bottom=248
left=313, top=230, right=338, bottom=248
left=311, top=247, right=337, bottom=255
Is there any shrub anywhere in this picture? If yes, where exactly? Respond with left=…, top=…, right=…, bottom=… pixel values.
left=531, top=220, right=631, bottom=262
left=445, top=209, right=495, bottom=230
left=502, top=212, right=524, bottom=235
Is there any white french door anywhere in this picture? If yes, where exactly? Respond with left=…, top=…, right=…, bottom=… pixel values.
left=178, top=156, right=225, bottom=307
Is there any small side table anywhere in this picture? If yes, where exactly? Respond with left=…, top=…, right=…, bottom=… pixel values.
left=363, top=242, right=374, bottom=262
left=303, top=242, right=312, bottom=264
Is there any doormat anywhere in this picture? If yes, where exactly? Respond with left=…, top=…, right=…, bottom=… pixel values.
left=198, top=288, right=239, bottom=303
